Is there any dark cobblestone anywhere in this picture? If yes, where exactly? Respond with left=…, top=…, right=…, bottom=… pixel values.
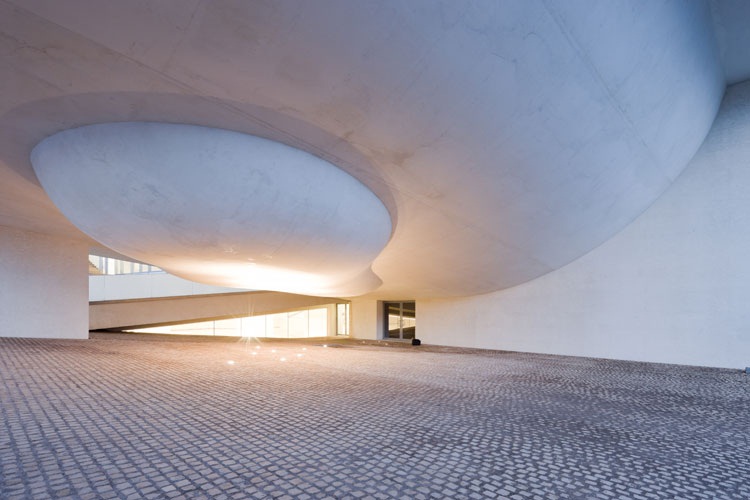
left=0, top=334, right=748, bottom=499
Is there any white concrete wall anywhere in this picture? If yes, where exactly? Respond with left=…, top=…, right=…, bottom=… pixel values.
left=90, top=272, right=246, bottom=301
left=416, top=81, right=750, bottom=370
left=0, top=226, right=88, bottom=338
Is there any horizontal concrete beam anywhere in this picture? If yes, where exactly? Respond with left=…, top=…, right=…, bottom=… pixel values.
left=90, top=291, right=338, bottom=330
left=89, top=272, right=249, bottom=302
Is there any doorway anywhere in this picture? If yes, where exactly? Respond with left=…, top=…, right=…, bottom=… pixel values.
left=384, top=301, right=416, bottom=340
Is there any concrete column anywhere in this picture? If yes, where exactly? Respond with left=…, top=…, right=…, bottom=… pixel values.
left=0, top=226, right=88, bottom=339
left=326, top=303, right=337, bottom=337
left=350, top=299, right=383, bottom=340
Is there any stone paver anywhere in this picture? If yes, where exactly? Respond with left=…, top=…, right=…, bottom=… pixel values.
left=0, top=334, right=748, bottom=499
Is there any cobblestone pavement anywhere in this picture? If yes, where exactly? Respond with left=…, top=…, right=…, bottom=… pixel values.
left=1, top=334, right=748, bottom=500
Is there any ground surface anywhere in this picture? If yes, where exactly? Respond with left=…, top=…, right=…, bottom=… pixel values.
left=1, top=334, right=748, bottom=499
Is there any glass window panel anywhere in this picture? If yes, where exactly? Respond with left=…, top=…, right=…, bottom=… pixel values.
left=241, top=315, right=266, bottom=338
left=386, top=303, right=401, bottom=339
left=170, top=320, right=215, bottom=336
left=336, top=303, right=349, bottom=336
left=125, top=305, right=336, bottom=339
left=383, top=301, right=416, bottom=340
left=214, top=318, right=241, bottom=336
left=308, top=308, right=327, bottom=337
left=88, top=255, right=163, bottom=275
left=288, top=310, right=308, bottom=338
left=403, top=301, right=416, bottom=339
left=266, top=312, right=288, bottom=338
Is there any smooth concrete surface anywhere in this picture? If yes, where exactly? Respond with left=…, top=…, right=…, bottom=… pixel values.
left=0, top=226, right=88, bottom=339
left=0, top=1, right=726, bottom=298
left=90, top=272, right=250, bottom=302
left=1, top=335, right=748, bottom=499
left=349, top=298, right=383, bottom=341
left=32, top=123, right=391, bottom=297
left=417, top=81, right=750, bottom=370
left=90, top=290, right=337, bottom=331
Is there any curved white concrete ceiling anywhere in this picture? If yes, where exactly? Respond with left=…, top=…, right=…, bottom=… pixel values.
left=0, top=0, right=742, bottom=298
left=31, top=123, right=392, bottom=296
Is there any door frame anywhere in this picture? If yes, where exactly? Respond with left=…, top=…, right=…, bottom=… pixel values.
left=383, top=301, right=416, bottom=340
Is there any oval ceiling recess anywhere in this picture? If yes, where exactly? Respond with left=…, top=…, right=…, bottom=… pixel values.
left=31, top=122, right=392, bottom=296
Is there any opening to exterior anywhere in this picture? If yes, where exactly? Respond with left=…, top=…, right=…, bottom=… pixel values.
left=89, top=254, right=163, bottom=275
left=384, top=301, right=416, bottom=340
left=336, top=303, right=350, bottom=336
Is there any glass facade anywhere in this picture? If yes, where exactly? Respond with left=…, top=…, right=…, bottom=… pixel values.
left=126, top=307, right=332, bottom=338
left=89, top=255, right=163, bottom=275
left=384, top=301, right=416, bottom=340
left=336, top=303, right=350, bottom=336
